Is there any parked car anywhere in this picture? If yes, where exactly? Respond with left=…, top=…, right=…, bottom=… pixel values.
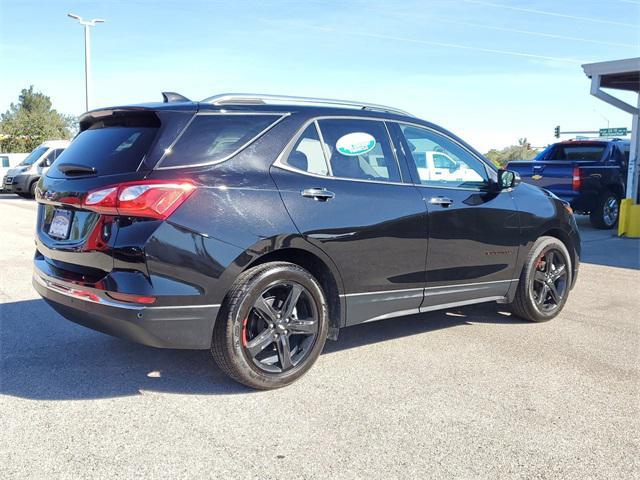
left=33, top=93, right=580, bottom=389
left=507, top=139, right=630, bottom=229
left=3, top=140, right=70, bottom=198
left=0, top=153, right=28, bottom=192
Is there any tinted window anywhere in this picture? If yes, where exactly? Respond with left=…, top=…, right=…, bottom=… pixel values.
left=161, top=114, right=281, bottom=168
left=284, top=124, right=329, bottom=176
left=317, top=119, right=400, bottom=182
left=1, top=156, right=8, bottom=168
left=400, top=124, right=488, bottom=188
left=51, top=126, right=158, bottom=176
left=539, top=143, right=606, bottom=161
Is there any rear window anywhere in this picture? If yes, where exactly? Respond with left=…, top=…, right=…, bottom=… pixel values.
left=159, top=114, right=282, bottom=168
left=49, top=115, right=160, bottom=177
left=539, top=144, right=606, bottom=161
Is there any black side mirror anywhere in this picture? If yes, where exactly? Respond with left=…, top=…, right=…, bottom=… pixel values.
left=497, top=169, right=521, bottom=190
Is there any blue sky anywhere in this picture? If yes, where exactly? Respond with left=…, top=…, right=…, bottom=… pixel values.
left=1, top=0, right=639, bottom=151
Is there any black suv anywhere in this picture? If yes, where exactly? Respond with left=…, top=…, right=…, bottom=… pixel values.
left=34, top=93, right=580, bottom=389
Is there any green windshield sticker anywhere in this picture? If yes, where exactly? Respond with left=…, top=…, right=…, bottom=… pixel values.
left=336, top=132, right=376, bottom=156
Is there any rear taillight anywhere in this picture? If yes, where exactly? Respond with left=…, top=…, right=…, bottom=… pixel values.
left=84, top=180, right=196, bottom=219
left=572, top=167, right=581, bottom=191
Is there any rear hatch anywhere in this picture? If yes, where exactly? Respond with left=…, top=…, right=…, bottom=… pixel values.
left=35, top=105, right=195, bottom=284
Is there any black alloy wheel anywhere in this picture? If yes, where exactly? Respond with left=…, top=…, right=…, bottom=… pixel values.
left=211, top=261, right=329, bottom=389
left=530, top=248, right=568, bottom=314
left=242, top=281, right=319, bottom=373
left=510, top=236, right=572, bottom=323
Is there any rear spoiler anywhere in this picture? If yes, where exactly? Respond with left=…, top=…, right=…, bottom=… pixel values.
left=79, top=102, right=197, bottom=132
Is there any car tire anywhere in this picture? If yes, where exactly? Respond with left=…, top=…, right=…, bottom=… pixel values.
left=211, top=261, right=329, bottom=390
left=29, top=181, right=38, bottom=199
left=510, top=236, right=572, bottom=323
left=589, top=190, right=619, bottom=229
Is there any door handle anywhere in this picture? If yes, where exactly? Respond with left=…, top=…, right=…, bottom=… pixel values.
left=301, top=188, right=335, bottom=201
left=428, top=196, right=453, bottom=207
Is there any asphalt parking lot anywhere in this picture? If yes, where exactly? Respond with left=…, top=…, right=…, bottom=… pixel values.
left=0, top=193, right=638, bottom=479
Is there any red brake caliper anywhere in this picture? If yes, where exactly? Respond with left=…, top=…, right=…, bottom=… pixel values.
left=242, top=317, right=248, bottom=347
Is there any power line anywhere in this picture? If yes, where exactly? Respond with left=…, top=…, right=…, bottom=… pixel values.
left=299, top=0, right=638, bottom=49
left=396, top=15, right=638, bottom=49
left=463, top=0, right=638, bottom=27
left=308, top=25, right=587, bottom=64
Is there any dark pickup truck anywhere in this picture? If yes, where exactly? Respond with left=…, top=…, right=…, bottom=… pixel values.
left=508, top=139, right=631, bottom=229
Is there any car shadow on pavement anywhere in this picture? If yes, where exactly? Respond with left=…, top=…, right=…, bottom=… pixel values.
left=0, top=299, right=524, bottom=400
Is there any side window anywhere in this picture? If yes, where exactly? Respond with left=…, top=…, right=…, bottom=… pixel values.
left=42, top=149, right=59, bottom=166
left=317, top=119, right=400, bottom=182
left=284, top=124, right=329, bottom=176
left=162, top=114, right=282, bottom=168
left=399, top=124, right=488, bottom=188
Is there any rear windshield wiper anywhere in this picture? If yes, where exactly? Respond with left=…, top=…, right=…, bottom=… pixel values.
left=57, top=163, right=97, bottom=175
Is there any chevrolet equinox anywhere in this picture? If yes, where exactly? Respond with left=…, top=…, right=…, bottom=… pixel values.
left=33, top=93, right=580, bottom=389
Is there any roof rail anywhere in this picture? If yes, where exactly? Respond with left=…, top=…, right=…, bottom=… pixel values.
left=201, top=93, right=413, bottom=117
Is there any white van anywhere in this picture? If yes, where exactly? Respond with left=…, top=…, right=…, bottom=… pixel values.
left=2, top=140, right=70, bottom=198
left=0, top=153, right=29, bottom=191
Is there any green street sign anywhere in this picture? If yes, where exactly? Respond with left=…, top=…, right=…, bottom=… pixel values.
left=599, top=127, right=628, bottom=137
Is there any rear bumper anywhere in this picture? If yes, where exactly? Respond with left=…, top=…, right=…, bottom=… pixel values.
left=33, top=268, right=219, bottom=349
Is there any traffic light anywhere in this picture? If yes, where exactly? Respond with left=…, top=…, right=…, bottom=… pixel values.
left=554, top=125, right=560, bottom=138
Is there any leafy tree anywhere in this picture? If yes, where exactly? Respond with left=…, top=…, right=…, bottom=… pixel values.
left=485, top=138, right=538, bottom=168
left=0, top=86, right=75, bottom=153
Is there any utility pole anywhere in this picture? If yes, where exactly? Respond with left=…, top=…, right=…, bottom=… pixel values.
left=67, top=14, right=105, bottom=112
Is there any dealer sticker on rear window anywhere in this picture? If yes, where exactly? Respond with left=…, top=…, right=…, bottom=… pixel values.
left=336, top=132, right=376, bottom=156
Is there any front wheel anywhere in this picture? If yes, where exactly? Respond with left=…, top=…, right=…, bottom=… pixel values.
left=211, top=262, right=329, bottom=389
left=509, top=236, right=572, bottom=322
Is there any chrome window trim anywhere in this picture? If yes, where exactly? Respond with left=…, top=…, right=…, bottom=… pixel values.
left=273, top=115, right=497, bottom=190
left=274, top=115, right=407, bottom=186
left=154, top=112, right=289, bottom=170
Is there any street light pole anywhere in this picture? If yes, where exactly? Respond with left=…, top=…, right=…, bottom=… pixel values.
left=67, top=13, right=105, bottom=112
